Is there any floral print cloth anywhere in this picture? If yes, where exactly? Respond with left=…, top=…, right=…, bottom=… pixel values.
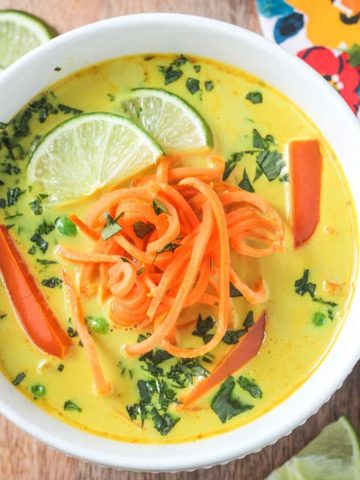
left=256, top=0, right=360, bottom=118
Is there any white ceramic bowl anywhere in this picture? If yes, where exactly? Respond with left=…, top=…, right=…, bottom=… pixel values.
left=0, top=13, right=360, bottom=473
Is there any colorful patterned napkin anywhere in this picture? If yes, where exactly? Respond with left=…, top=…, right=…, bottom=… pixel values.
left=256, top=0, right=360, bottom=119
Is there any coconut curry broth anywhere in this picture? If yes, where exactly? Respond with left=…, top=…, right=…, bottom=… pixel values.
left=0, top=54, right=357, bottom=443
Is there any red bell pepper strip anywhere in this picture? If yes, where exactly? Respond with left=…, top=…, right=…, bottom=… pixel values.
left=290, top=140, right=322, bottom=248
left=180, top=312, right=266, bottom=407
left=0, top=225, right=71, bottom=358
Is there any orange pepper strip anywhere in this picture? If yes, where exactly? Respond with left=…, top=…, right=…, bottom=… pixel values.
left=290, top=139, right=322, bottom=248
left=0, top=225, right=71, bottom=358
left=180, top=312, right=266, bottom=407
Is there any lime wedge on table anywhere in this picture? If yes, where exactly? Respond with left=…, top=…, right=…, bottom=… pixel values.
left=122, top=88, right=213, bottom=151
left=267, top=417, right=360, bottom=480
left=0, top=10, right=55, bottom=68
left=28, top=113, right=163, bottom=204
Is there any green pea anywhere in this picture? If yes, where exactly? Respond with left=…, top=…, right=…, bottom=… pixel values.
left=87, top=316, right=109, bottom=334
left=31, top=383, right=46, bottom=398
left=313, top=311, right=326, bottom=327
left=55, top=216, right=77, bottom=236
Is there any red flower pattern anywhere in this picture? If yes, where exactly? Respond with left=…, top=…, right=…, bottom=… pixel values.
left=298, top=46, right=360, bottom=114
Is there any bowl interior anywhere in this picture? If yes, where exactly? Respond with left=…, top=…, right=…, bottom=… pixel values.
left=0, top=13, right=360, bottom=472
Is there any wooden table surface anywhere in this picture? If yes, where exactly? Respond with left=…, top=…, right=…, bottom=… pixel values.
left=0, top=1, right=359, bottom=479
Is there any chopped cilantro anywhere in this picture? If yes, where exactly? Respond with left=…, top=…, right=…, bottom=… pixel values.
left=133, top=221, right=155, bottom=239
left=238, top=168, right=255, bottom=192
left=238, top=376, right=263, bottom=398
left=36, top=259, right=57, bottom=266
left=229, top=282, right=243, bottom=297
left=151, top=407, right=179, bottom=436
left=157, top=242, right=181, bottom=254
left=41, top=277, right=63, bottom=288
left=223, top=311, right=254, bottom=345
left=186, top=78, right=200, bottom=94
left=152, top=198, right=169, bottom=215
left=295, top=269, right=338, bottom=308
left=1, top=162, right=21, bottom=175
left=63, top=400, right=82, bottom=412
left=192, top=314, right=215, bottom=344
left=211, top=377, right=253, bottom=423
left=223, top=152, right=244, bottom=180
left=58, top=104, right=83, bottom=115
left=7, top=187, right=25, bottom=206
left=29, top=197, right=43, bottom=215
left=30, top=233, right=48, bottom=253
left=252, top=129, right=274, bottom=150
left=256, top=150, right=285, bottom=181
left=57, top=364, right=64, bottom=372
left=246, top=91, right=263, bottom=104
left=204, top=80, right=214, bottom=91
left=12, top=372, right=26, bottom=386
left=159, top=66, right=183, bottom=85
left=193, top=64, right=201, bottom=72
left=101, top=212, right=122, bottom=240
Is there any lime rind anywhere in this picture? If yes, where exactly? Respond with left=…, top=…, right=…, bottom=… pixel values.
left=267, top=417, right=360, bottom=480
left=122, top=87, right=213, bottom=152
left=28, top=112, right=163, bottom=204
left=0, top=10, right=56, bottom=68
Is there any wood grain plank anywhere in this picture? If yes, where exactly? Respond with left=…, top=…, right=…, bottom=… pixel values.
left=0, top=1, right=358, bottom=479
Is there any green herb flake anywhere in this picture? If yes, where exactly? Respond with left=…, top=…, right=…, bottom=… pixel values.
left=64, top=400, right=82, bottom=412
left=192, top=314, right=215, bottom=344
left=193, top=64, right=201, bottom=72
left=158, top=242, right=181, bottom=254
left=41, top=277, right=63, bottom=288
left=246, top=91, right=263, bottom=104
left=133, top=221, right=155, bottom=239
left=167, top=359, right=208, bottom=389
left=238, top=376, right=263, bottom=398
left=238, top=168, right=255, bottom=192
left=204, top=80, right=214, bottom=91
left=29, top=197, right=43, bottom=215
left=313, top=311, right=327, bottom=327
left=186, top=78, right=200, bottom=94
left=7, top=187, right=25, bottom=207
left=30, top=233, right=48, bottom=253
left=1, top=162, right=21, bottom=175
left=58, top=104, right=83, bottom=115
left=159, top=65, right=183, bottom=85
left=54, top=66, right=62, bottom=72
left=57, top=364, right=64, bottom=372
left=107, top=93, right=115, bottom=102
left=229, top=282, right=243, bottom=297
left=67, top=326, right=78, bottom=338
left=223, top=152, right=244, bottom=180
left=36, top=259, right=57, bottom=266
left=223, top=311, right=254, bottom=345
left=257, top=150, right=284, bottom=181
left=31, top=383, right=46, bottom=398
left=101, top=212, right=122, bottom=240
left=295, top=269, right=316, bottom=297
left=12, top=371, right=26, bottom=386
left=151, top=407, right=179, bottom=436
left=211, top=377, right=253, bottom=423
left=153, top=198, right=169, bottom=216
left=252, top=129, right=274, bottom=150
left=0, top=312, right=7, bottom=319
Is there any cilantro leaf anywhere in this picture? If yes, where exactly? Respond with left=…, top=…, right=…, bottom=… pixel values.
left=238, top=376, right=263, bottom=398
left=246, top=91, right=263, bottom=104
left=192, top=314, right=215, bottom=344
left=238, top=168, right=255, bottom=192
left=133, top=221, right=155, bottom=239
left=101, top=212, right=122, bottom=240
left=152, top=198, right=169, bottom=215
left=256, top=150, right=284, bottom=181
left=211, top=377, right=253, bottom=423
left=186, top=78, right=200, bottom=94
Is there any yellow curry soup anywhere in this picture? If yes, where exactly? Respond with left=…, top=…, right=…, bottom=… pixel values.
left=0, top=53, right=357, bottom=443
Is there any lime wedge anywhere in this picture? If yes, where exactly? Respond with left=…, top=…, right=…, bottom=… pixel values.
left=122, top=88, right=213, bottom=152
left=28, top=113, right=163, bottom=204
left=0, top=10, right=55, bottom=68
left=267, top=417, right=360, bottom=480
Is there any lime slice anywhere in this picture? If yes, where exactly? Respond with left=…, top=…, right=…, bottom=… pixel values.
left=267, top=417, right=360, bottom=480
left=122, top=88, right=213, bottom=152
left=0, top=10, right=55, bottom=68
left=28, top=113, right=163, bottom=204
